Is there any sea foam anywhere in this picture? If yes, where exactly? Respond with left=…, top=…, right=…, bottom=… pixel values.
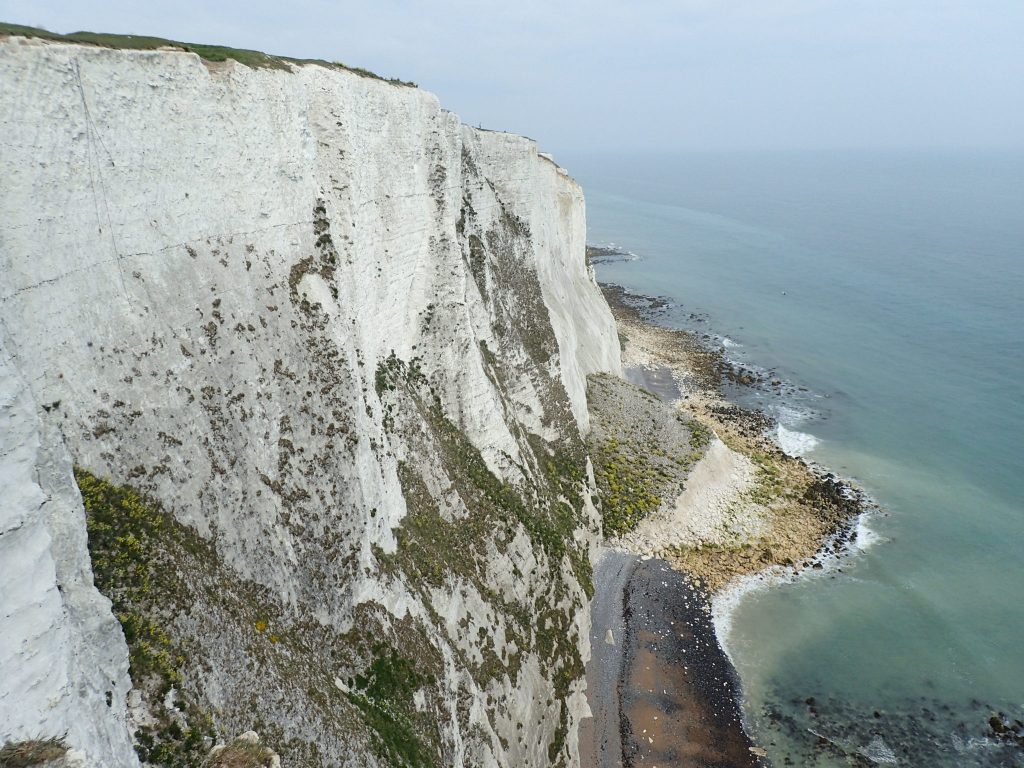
left=712, top=509, right=883, bottom=665
left=776, top=424, right=820, bottom=456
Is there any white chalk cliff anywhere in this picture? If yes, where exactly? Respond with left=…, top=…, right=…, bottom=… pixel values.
left=0, top=34, right=620, bottom=767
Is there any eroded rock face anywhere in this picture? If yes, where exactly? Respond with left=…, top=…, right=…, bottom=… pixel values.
left=0, top=36, right=620, bottom=766
left=0, top=350, right=138, bottom=766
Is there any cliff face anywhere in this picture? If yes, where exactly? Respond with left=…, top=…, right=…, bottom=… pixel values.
left=0, top=35, right=620, bottom=768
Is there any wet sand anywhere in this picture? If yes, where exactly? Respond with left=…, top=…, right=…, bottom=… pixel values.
left=583, top=550, right=765, bottom=768
left=624, top=364, right=682, bottom=403
left=620, top=559, right=763, bottom=767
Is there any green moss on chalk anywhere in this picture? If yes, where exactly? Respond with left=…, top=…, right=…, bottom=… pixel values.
left=345, top=645, right=437, bottom=768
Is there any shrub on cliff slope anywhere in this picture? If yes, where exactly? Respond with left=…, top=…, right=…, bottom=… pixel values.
left=0, top=738, right=68, bottom=767
left=587, top=374, right=709, bottom=536
left=75, top=469, right=214, bottom=766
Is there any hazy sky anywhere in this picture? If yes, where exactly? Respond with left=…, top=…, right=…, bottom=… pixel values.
left=3, top=0, right=1022, bottom=154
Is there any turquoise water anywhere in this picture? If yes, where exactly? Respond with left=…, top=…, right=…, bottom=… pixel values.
left=566, top=150, right=1024, bottom=765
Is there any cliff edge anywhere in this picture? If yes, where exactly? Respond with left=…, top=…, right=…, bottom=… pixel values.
left=0, top=33, right=620, bottom=767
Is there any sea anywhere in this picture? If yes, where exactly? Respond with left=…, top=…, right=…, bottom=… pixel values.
left=564, top=149, right=1024, bottom=766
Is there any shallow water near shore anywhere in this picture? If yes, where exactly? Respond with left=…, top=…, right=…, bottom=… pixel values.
left=568, top=150, right=1024, bottom=765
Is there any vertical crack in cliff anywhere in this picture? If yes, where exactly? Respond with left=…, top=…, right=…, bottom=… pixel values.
left=73, top=59, right=133, bottom=311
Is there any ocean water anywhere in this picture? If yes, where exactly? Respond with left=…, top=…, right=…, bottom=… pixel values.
left=565, top=150, right=1024, bottom=766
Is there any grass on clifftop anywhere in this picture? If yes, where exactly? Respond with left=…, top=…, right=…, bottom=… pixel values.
left=0, top=22, right=416, bottom=85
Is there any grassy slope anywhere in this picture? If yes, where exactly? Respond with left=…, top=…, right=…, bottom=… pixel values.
left=0, top=21, right=416, bottom=85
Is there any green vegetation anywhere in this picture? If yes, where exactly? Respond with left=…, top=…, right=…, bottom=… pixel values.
left=427, top=399, right=588, bottom=585
left=77, top=470, right=186, bottom=692
left=687, top=417, right=713, bottom=450
left=354, top=646, right=429, bottom=704
left=389, top=461, right=487, bottom=588
left=591, top=427, right=707, bottom=537
left=592, top=435, right=664, bottom=535
left=288, top=199, right=344, bottom=317
left=467, top=234, right=487, bottom=295
left=747, top=453, right=784, bottom=506
left=384, top=395, right=589, bottom=591
left=375, top=352, right=426, bottom=398
left=75, top=468, right=215, bottom=766
left=376, top=347, right=589, bottom=592
left=375, top=351, right=588, bottom=765
left=345, top=645, right=436, bottom=768
left=528, top=433, right=593, bottom=597
left=414, top=408, right=584, bottom=763
left=587, top=375, right=711, bottom=537
left=0, top=738, right=67, bottom=767
left=0, top=22, right=416, bottom=85
left=78, top=466, right=441, bottom=766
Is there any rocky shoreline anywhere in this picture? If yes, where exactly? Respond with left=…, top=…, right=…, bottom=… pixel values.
left=598, top=277, right=871, bottom=592
left=584, top=246, right=875, bottom=767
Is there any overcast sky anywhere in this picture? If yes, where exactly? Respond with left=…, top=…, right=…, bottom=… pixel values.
left=3, top=0, right=1022, bottom=154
